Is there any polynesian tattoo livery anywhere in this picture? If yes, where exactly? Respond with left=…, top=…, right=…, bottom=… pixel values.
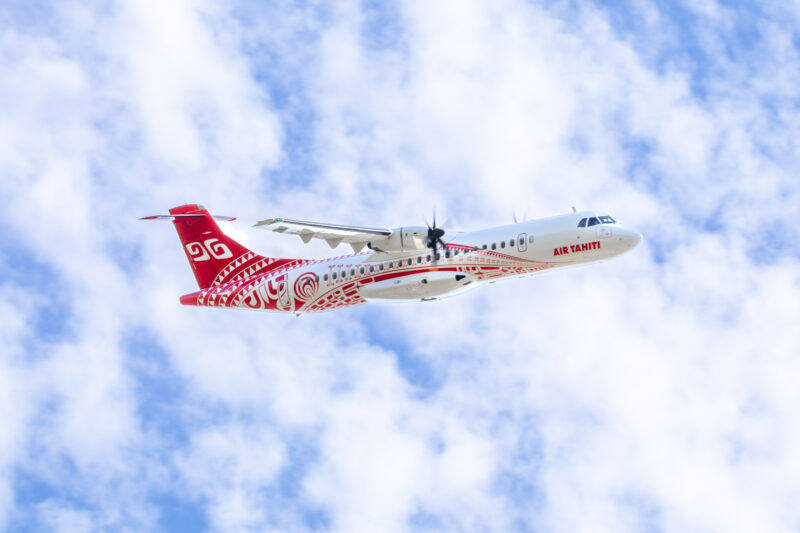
left=142, top=204, right=642, bottom=314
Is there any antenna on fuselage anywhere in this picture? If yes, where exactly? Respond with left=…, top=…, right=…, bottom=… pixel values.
left=571, top=206, right=577, bottom=213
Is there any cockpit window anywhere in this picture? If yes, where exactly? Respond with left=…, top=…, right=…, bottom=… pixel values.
left=578, top=218, right=587, bottom=227
left=599, top=215, right=616, bottom=224
left=587, top=217, right=600, bottom=226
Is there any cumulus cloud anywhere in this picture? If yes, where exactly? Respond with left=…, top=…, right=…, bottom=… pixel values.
left=1, top=0, right=799, bottom=532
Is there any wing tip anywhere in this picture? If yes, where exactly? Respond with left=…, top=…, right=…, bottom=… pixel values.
left=253, top=218, right=277, bottom=228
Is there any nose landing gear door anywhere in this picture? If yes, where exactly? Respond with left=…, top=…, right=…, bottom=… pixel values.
left=517, top=233, right=528, bottom=252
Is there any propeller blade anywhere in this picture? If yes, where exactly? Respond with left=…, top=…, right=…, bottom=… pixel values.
left=423, top=208, right=449, bottom=260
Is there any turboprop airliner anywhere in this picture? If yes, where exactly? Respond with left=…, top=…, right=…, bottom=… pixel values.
left=142, top=204, right=641, bottom=314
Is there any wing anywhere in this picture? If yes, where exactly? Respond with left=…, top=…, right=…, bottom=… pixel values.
left=253, top=217, right=392, bottom=253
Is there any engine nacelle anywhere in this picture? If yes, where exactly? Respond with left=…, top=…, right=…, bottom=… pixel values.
left=367, top=226, right=429, bottom=252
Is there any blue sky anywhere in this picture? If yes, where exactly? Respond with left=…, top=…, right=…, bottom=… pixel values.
left=1, top=1, right=800, bottom=532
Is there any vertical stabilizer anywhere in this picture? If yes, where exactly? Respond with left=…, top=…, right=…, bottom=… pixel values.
left=142, top=204, right=302, bottom=297
left=167, top=204, right=262, bottom=289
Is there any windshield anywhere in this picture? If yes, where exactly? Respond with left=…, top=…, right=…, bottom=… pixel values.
left=579, top=215, right=617, bottom=227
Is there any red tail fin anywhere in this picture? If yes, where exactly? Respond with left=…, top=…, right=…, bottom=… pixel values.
left=144, top=204, right=299, bottom=291
left=164, top=204, right=264, bottom=289
left=168, top=204, right=257, bottom=289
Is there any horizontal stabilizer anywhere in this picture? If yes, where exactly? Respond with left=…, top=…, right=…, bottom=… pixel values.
left=140, top=214, right=236, bottom=221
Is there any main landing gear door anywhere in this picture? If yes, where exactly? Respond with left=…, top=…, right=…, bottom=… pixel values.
left=517, top=233, right=528, bottom=252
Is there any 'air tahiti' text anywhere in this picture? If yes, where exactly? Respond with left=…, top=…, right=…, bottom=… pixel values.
left=553, top=241, right=600, bottom=256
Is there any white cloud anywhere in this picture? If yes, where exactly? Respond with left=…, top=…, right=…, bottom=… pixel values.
left=36, top=501, right=95, bottom=533
left=1, top=0, right=799, bottom=531
left=175, top=424, right=285, bottom=531
left=0, top=288, right=38, bottom=529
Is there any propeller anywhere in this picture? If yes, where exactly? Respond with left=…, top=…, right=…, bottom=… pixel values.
left=424, top=210, right=448, bottom=260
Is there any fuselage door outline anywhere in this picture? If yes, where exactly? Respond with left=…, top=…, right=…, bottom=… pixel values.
left=517, top=233, right=528, bottom=253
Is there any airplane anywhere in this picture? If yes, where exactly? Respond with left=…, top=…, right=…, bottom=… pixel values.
left=142, top=203, right=642, bottom=314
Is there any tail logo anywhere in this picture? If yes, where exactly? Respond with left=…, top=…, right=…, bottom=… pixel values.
left=185, top=239, right=234, bottom=262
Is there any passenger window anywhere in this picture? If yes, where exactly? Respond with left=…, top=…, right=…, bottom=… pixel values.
left=445, top=250, right=450, bottom=258
left=482, top=244, right=487, bottom=250
left=324, top=274, right=328, bottom=281
left=578, top=218, right=587, bottom=227
left=491, top=243, right=496, bottom=250
left=341, top=269, right=346, bottom=278
left=408, top=258, right=412, bottom=266
left=389, top=261, right=394, bottom=268
left=588, top=217, right=600, bottom=226
left=332, top=272, right=337, bottom=280
left=360, top=267, right=365, bottom=274
left=417, top=257, right=421, bottom=264
left=500, top=241, right=505, bottom=248
left=350, top=268, right=355, bottom=276
left=473, top=246, right=478, bottom=251
left=510, top=239, right=515, bottom=247
left=454, top=249, right=459, bottom=256
left=369, top=265, right=374, bottom=273
left=379, top=264, right=384, bottom=271
left=427, top=254, right=431, bottom=262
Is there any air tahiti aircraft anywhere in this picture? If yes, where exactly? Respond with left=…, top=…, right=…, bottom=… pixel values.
left=142, top=204, right=641, bottom=314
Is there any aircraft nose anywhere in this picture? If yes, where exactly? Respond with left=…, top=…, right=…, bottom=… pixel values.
left=623, top=228, right=643, bottom=249
left=611, top=226, right=642, bottom=253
